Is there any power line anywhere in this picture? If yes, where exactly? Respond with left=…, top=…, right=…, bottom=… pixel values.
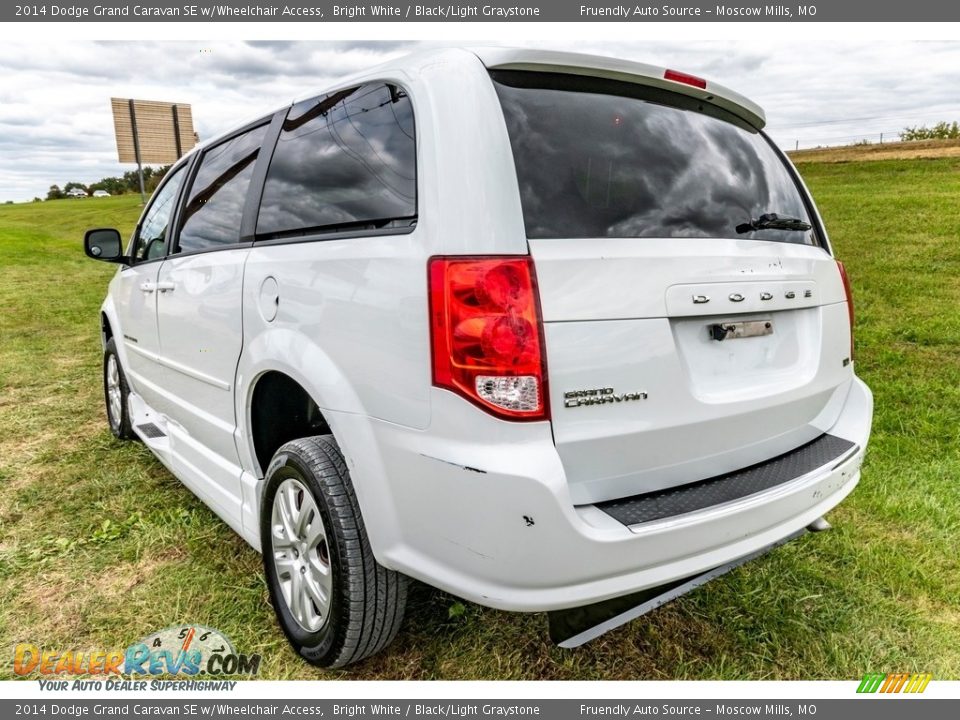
left=774, top=110, right=960, bottom=129
left=789, top=130, right=902, bottom=144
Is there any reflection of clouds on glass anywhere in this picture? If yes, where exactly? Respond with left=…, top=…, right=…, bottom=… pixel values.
left=178, top=124, right=268, bottom=253
left=257, top=84, right=416, bottom=237
left=495, top=76, right=813, bottom=244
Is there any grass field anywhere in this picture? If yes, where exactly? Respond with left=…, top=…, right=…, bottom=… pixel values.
left=1, top=157, right=959, bottom=680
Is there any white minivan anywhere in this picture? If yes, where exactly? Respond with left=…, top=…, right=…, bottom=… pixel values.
left=84, top=47, right=872, bottom=667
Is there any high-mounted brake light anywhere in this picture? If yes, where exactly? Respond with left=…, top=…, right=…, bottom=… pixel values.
left=837, top=260, right=855, bottom=361
left=663, top=69, right=708, bottom=90
left=429, top=256, right=548, bottom=421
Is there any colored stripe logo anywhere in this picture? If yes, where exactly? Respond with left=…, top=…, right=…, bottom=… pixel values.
left=857, top=672, right=932, bottom=693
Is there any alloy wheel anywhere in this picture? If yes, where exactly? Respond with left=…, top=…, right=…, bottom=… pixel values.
left=271, top=478, right=333, bottom=632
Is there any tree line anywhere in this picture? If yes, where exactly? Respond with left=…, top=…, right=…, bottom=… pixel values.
left=43, top=165, right=171, bottom=200
left=900, top=121, right=960, bottom=142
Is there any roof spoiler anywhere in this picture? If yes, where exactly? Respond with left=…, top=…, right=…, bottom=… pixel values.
left=472, top=47, right=766, bottom=130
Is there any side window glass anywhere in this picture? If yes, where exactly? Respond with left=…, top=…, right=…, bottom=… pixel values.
left=176, top=124, right=268, bottom=254
left=131, top=165, right=186, bottom=263
left=256, top=83, right=416, bottom=238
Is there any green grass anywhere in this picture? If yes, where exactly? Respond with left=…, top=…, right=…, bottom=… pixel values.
left=1, top=159, right=959, bottom=680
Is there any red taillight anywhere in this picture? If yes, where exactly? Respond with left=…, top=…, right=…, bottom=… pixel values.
left=429, top=256, right=548, bottom=420
left=837, top=260, right=855, bottom=360
left=664, top=68, right=708, bottom=90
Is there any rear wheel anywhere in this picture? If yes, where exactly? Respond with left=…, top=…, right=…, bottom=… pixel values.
left=103, top=338, right=134, bottom=440
left=261, top=435, right=408, bottom=667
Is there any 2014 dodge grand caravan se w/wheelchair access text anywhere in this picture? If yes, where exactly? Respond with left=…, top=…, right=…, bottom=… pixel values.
left=84, top=48, right=872, bottom=667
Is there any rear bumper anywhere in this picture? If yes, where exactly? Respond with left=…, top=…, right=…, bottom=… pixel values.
left=336, top=376, right=872, bottom=612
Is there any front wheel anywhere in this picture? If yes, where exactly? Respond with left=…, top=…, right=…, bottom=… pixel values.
left=103, top=338, right=135, bottom=440
left=261, top=435, right=408, bottom=667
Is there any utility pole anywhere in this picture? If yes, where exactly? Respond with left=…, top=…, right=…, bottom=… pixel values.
left=128, top=99, right=147, bottom=205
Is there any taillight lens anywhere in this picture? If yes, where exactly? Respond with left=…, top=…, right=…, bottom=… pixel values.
left=837, top=260, right=855, bottom=360
left=429, top=256, right=548, bottom=420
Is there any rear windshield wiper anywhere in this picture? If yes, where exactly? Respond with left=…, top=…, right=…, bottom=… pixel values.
left=736, top=213, right=812, bottom=234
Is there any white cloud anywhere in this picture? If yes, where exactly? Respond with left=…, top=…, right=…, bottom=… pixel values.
left=1, top=39, right=958, bottom=201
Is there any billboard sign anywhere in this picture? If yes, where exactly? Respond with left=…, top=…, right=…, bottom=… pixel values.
left=110, top=98, right=197, bottom=164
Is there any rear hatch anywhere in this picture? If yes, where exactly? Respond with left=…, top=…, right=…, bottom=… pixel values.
left=492, top=69, right=854, bottom=505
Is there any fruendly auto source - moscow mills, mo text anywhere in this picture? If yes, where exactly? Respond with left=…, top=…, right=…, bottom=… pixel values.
left=579, top=4, right=814, bottom=17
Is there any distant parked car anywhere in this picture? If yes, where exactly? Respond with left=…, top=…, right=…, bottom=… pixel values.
left=66, top=188, right=87, bottom=198
left=92, top=190, right=110, bottom=198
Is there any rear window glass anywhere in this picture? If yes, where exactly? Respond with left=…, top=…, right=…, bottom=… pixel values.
left=492, top=72, right=816, bottom=244
left=256, top=83, right=416, bottom=239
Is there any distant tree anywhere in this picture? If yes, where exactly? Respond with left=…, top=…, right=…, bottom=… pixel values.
left=64, top=181, right=88, bottom=195
left=33, top=197, right=42, bottom=203
left=901, top=121, right=960, bottom=141
left=121, top=169, right=141, bottom=192
left=146, top=165, right=170, bottom=190
left=91, top=176, right=126, bottom=195
left=118, top=164, right=171, bottom=194
left=47, top=184, right=64, bottom=200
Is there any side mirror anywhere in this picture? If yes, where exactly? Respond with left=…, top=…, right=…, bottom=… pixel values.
left=84, top=228, right=125, bottom=263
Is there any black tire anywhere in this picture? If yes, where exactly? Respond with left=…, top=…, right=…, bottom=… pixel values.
left=261, top=435, right=408, bottom=668
left=103, top=337, right=135, bottom=440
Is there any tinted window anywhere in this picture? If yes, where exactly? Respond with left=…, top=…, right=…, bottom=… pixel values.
left=177, top=124, right=268, bottom=253
left=131, top=165, right=186, bottom=262
left=493, top=72, right=815, bottom=244
left=257, top=83, right=416, bottom=238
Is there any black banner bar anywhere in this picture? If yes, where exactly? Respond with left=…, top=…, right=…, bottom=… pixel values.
left=5, top=0, right=960, bottom=22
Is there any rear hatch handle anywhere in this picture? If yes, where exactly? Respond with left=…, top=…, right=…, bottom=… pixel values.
left=709, top=320, right=773, bottom=341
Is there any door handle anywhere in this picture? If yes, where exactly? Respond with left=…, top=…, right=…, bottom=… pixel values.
left=156, top=281, right=176, bottom=293
left=139, top=282, right=156, bottom=293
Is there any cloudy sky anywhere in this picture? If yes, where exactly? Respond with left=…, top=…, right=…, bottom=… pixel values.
left=1, top=39, right=959, bottom=201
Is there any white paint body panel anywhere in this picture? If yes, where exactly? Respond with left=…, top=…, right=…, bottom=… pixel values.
left=152, top=249, right=249, bottom=531
left=111, top=263, right=165, bottom=408
left=94, top=47, right=873, bottom=612
left=315, top=378, right=870, bottom=611
left=154, top=250, right=247, bottom=455
left=530, top=237, right=853, bottom=504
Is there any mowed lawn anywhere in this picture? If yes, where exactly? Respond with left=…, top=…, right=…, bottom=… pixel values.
left=1, top=157, right=959, bottom=680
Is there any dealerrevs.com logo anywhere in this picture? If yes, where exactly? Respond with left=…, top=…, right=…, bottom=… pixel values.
left=13, top=625, right=261, bottom=681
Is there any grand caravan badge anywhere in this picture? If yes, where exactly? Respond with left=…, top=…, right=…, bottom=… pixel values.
left=564, top=387, right=648, bottom=408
